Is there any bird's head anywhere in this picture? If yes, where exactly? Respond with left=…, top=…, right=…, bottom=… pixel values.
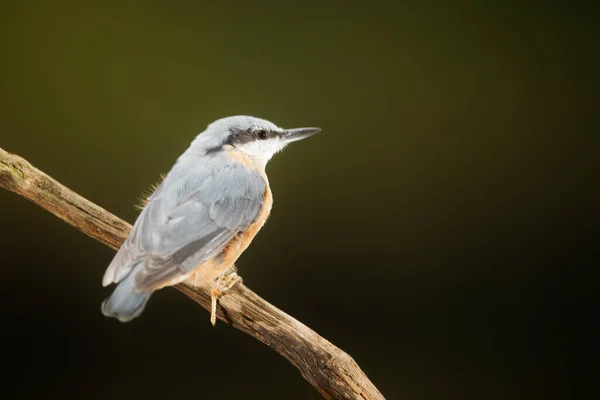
left=193, top=116, right=320, bottom=168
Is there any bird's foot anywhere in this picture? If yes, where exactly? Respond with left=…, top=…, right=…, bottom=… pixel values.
left=210, top=271, right=243, bottom=326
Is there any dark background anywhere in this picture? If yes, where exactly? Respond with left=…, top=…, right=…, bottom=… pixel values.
left=0, top=1, right=597, bottom=399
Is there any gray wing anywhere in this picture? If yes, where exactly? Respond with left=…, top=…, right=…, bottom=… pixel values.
left=102, top=162, right=266, bottom=290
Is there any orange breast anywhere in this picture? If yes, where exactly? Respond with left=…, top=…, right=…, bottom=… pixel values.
left=184, top=185, right=273, bottom=287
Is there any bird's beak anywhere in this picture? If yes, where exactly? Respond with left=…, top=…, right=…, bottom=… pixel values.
left=281, top=127, right=321, bottom=143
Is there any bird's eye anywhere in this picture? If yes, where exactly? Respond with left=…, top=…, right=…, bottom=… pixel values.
left=257, top=130, right=268, bottom=140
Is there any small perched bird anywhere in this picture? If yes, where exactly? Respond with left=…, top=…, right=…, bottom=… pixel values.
left=101, top=116, right=320, bottom=324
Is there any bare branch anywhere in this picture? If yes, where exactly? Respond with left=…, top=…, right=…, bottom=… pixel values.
left=0, top=146, right=384, bottom=400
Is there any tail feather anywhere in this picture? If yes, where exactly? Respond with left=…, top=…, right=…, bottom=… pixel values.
left=102, top=265, right=152, bottom=323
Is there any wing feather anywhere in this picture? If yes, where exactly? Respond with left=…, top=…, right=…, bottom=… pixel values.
left=102, top=160, right=266, bottom=290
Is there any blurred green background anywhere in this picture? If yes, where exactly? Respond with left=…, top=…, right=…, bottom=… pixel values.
left=0, top=1, right=596, bottom=399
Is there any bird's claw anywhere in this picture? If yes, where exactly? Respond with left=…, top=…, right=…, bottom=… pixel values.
left=210, top=271, right=242, bottom=326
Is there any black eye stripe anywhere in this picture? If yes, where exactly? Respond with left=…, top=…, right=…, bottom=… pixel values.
left=226, top=128, right=254, bottom=145
left=259, top=129, right=279, bottom=139
left=227, top=128, right=276, bottom=145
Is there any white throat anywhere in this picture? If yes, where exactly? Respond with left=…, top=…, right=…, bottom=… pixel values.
left=235, top=138, right=286, bottom=170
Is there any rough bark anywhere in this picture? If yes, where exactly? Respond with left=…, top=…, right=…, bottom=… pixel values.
left=0, top=146, right=384, bottom=400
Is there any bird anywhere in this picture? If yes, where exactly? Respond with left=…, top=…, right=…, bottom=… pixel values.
left=101, top=115, right=320, bottom=325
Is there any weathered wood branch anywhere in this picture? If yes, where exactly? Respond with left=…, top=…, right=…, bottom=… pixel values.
left=0, top=146, right=384, bottom=400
